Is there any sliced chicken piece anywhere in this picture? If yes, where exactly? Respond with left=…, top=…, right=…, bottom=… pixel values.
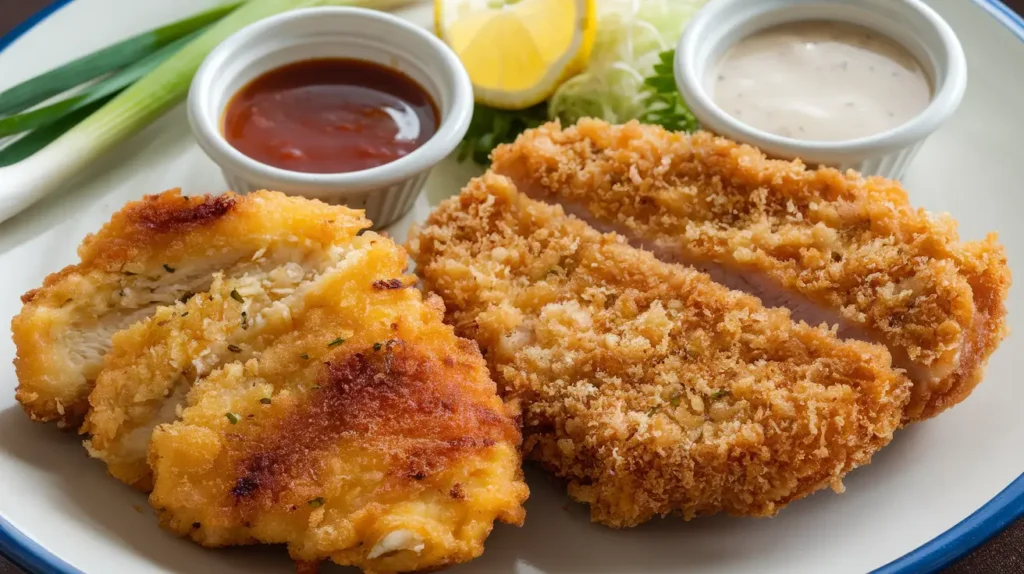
left=86, top=258, right=350, bottom=489
left=147, top=237, right=528, bottom=572
left=12, top=189, right=366, bottom=428
left=408, top=173, right=909, bottom=527
left=491, top=119, right=1011, bottom=420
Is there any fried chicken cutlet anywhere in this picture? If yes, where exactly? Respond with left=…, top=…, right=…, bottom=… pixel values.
left=147, top=236, right=528, bottom=572
left=13, top=189, right=366, bottom=428
left=85, top=206, right=379, bottom=490
left=492, top=119, right=1011, bottom=420
left=408, top=173, right=909, bottom=527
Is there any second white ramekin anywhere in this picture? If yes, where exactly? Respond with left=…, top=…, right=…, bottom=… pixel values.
left=188, top=7, right=473, bottom=227
left=675, top=0, right=967, bottom=180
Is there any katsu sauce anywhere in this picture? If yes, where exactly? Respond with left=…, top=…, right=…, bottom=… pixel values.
left=223, top=58, right=439, bottom=174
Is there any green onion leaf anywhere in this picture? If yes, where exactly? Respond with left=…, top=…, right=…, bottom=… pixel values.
left=0, top=2, right=242, bottom=116
left=0, top=94, right=115, bottom=167
left=0, top=31, right=201, bottom=138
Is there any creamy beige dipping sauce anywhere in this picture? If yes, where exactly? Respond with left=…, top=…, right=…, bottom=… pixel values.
left=711, top=21, right=933, bottom=141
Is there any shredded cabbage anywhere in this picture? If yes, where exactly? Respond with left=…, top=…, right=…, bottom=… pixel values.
left=548, top=0, right=707, bottom=125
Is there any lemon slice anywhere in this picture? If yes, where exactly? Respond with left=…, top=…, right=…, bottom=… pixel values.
left=436, top=0, right=597, bottom=110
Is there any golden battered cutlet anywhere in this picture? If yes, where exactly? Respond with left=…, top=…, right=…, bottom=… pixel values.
left=147, top=236, right=528, bottom=573
left=13, top=189, right=367, bottom=429
left=491, top=119, right=1011, bottom=421
left=408, top=173, right=910, bottom=528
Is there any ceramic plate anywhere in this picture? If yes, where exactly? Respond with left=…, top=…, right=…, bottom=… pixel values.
left=0, top=1, right=1022, bottom=573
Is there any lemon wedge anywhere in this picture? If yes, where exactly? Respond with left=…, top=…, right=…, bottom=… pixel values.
left=436, top=0, right=597, bottom=110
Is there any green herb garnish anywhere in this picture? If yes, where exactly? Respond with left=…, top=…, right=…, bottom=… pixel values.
left=241, top=311, right=248, bottom=330
left=308, top=497, right=325, bottom=508
left=327, top=337, right=344, bottom=348
left=227, top=344, right=242, bottom=353
left=638, top=50, right=698, bottom=132
left=259, top=397, right=271, bottom=405
left=300, top=353, right=309, bottom=360
left=373, top=342, right=383, bottom=351
left=163, top=264, right=175, bottom=273
left=709, top=389, right=731, bottom=401
left=230, top=289, right=244, bottom=303
left=225, top=412, right=239, bottom=424
left=669, top=392, right=682, bottom=407
left=456, top=103, right=549, bottom=165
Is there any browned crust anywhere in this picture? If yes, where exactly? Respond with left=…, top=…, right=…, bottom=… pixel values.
left=146, top=237, right=528, bottom=571
left=227, top=343, right=520, bottom=512
left=408, top=173, right=909, bottom=527
left=491, top=119, right=1011, bottom=420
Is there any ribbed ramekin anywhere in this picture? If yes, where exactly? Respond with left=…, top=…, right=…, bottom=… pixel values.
left=188, top=7, right=473, bottom=227
left=675, top=0, right=967, bottom=180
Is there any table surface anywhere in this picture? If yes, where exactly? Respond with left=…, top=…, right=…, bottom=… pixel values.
left=1, top=1, right=1023, bottom=573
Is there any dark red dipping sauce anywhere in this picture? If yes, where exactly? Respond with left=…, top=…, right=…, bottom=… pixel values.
left=223, top=58, right=439, bottom=174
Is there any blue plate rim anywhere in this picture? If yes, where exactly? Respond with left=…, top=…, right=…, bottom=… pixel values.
left=0, top=0, right=1022, bottom=573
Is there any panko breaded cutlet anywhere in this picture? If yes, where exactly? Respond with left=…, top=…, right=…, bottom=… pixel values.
left=13, top=189, right=367, bottom=428
left=408, top=173, right=910, bottom=527
left=147, top=237, right=528, bottom=573
left=491, top=119, right=1011, bottom=421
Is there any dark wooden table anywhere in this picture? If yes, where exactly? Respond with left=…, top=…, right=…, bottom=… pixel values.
left=0, top=1, right=1022, bottom=573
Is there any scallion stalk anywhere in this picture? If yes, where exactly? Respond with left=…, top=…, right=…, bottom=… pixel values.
left=0, top=2, right=242, bottom=116
left=0, top=31, right=201, bottom=138
left=0, top=0, right=417, bottom=224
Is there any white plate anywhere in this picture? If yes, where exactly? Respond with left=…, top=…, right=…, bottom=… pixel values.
left=0, top=1, right=1022, bottom=573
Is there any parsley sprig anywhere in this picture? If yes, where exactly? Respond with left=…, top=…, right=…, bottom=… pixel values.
left=639, top=50, right=698, bottom=133
left=456, top=103, right=548, bottom=166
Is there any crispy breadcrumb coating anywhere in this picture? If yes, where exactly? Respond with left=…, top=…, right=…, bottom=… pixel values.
left=408, top=173, right=909, bottom=527
left=148, top=237, right=528, bottom=572
left=491, top=119, right=1011, bottom=420
left=13, top=189, right=366, bottom=428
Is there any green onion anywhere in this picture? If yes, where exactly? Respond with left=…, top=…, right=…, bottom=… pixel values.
left=0, top=0, right=417, bottom=224
left=0, top=32, right=201, bottom=138
left=226, top=412, right=239, bottom=424
left=0, top=2, right=242, bottom=116
left=0, top=95, right=114, bottom=167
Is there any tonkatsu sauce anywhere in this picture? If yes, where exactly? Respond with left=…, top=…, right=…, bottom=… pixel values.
left=223, top=58, right=439, bottom=174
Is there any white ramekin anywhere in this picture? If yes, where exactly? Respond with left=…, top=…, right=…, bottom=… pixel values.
left=188, top=7, right=473, bottom=227
left=675, top=0, right=967, bottom=180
